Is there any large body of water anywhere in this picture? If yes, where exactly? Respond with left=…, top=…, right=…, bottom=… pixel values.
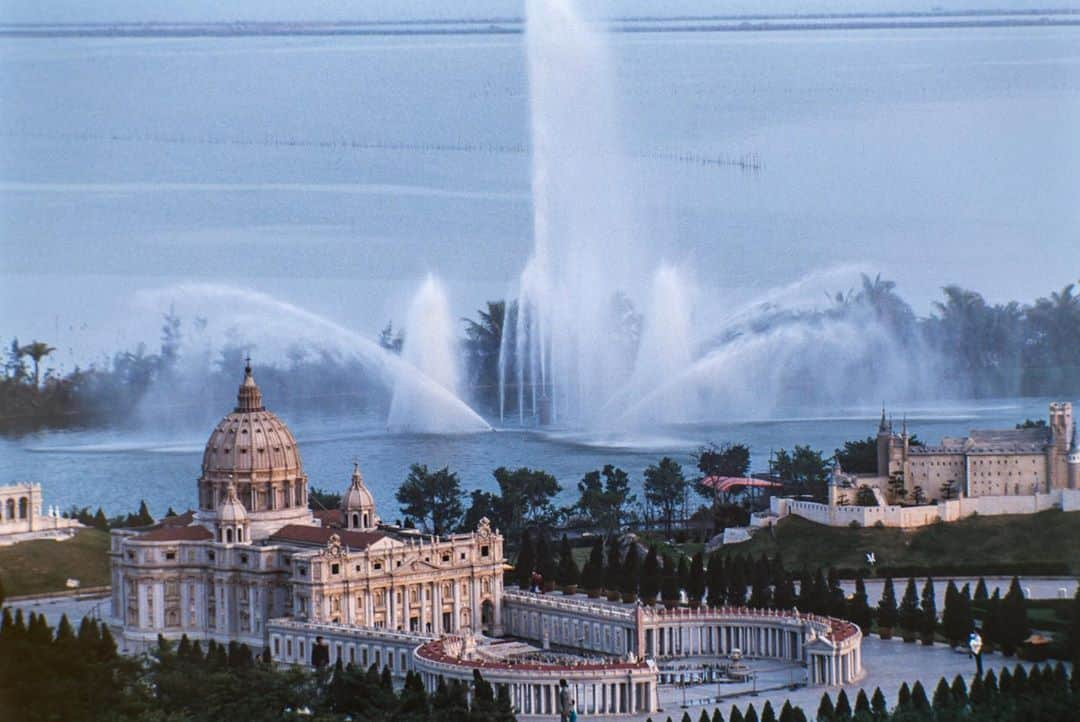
left=0, top=397, right=1064, bottom=518
left=2, top=21, right=1078, bottom=365
left=2, top=17, right=1078, bottom=516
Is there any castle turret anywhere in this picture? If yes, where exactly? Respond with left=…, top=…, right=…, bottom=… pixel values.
left=1049, top=402, right=1074, bottom=489
left=1068, top=422, right=1080, bottom=491
left=876, top=404, right=892, bottom=476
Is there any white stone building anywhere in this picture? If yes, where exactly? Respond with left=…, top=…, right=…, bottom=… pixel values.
left=0, top=482, right=81, bottom=546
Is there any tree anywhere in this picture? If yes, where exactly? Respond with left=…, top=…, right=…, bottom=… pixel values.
left=575, top=465, right=635, bottom=537
left=395, top=464, right=464, bottom=536
left=462, top=301, right=509, bottom=410
left=5, top=338, right=27, bottom=382
left=1000, top=576, right=1029, bottom=656
left=687, top=551, right=706, bottom=606
left=644, top=457, right=688, bottom=536
left=920, top=577, right=937, bottom=643
left=536, top=534, right=557, bottom=591
left=1067, top=585, right=1080, bottom=668
left=19, top=341, right=55, bottom=388
left=694, top=442, right=751, bottom=501
left=887, top=472, right=907, bottom=504
left=833, top=690, right=851, bottom=721
left=640, top=546, right=661, bottom=605
left=940, top=479, right=958, bottom=501
left=816, top=692, right=835, bottom=722
left=898, top=577, right=920, bottom=640
left=135, top=500, right=154, bottom=526
left=848, top=574, right=872, bottom=634
left=620, top=544, right=640, bottom=599
left=491, top=466, right=561, bottom=535
left=556, top=535, right=579, bottom=589
left=870, top=688, right=886, bottom=719
left=834, top=437, right=878, bottom=474
left=854, top=485, right=877, bottom=506
left=581, top=537, right=606, bottom=595
left=770, top=446, right=830, bottom=500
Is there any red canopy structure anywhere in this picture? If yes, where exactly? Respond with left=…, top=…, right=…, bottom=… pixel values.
left=700, top=476, right=782, bottom=494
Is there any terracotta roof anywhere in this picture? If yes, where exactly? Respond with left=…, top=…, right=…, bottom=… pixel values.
left=269, top=525, right=384, bottom=549
left=313, top=509, right=343, bottom=527
left=136, top=525, right=214, bottom=542
left=156, top=510, right=196, bottom=528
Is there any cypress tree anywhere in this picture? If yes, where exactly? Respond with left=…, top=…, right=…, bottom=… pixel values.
left=950, top=674, right=968, bottom=705
left=604, top=536, right=622, bottom=597
left=849, top=574, right=872, bottom=634
left=999, top=667, right=1013, bottom=695
left=713, top=707, right=725, bottom=722
left=984, top=669, right=999, bottom=697
left=516, top=529, right=535, bottom=590
left=984, top=589, right=1003, bottom=650
left=911, top=682, right=931, bottom=712
left=1000, top=576, right=1029, bottom=656
left=54, top=614, right=75, bottom=646
left=1011, top=664, right=1028, bottom=697
left=899, top=578, right=920, bottom=640
left=661, top=555, right=680, bottom=606
left=973, top=577, right=989, bottom=605
left=816, top=692, right=834, bottom=722
left=920, top=577, right=937, bottom=643
left=826, top=567, right=846, bottom=620
left=730, top=706, right=745, bottom=722
left=942, top=580, right=960, bottom=645
left=791, top=708, right=808, bottom=722
left=682, top=713, right=693, bottom=722
left=537, top=534, right=557, bottom=591
left=833, top=690, right=851, bottom=721
left=688, top=551, right=706, bottom=606
left=876, top=577, right=898, bottom=637
left=677, top=555, right=691, bottom=595
left=584, top=536, right=605, bottom=594
left=136, top=500, right=154, bottom=525
left=779, top=701, right=794, bottom=722
left=707, top=552, right=727, bottom=607
left=699, top=710, right=711, bottom=722
left=556, top=534, right=579, bottom=589
left=897, top=682, right=911, bottom=709
left=760, top=701, right=776, bottom=722
left=932, top=677, right=952, bottom=711
left=853, top=690, right=870, bottom=716
left=640, top=546, right=661, bottom=605
left=773, top=571, right=796, bottom=611
left=744, top=704, right=758, bottom=722
left=728, top=557, right=747, bottom=607
left=93, top=507, right=109, bottom=531
left=870, top=688, right=886, bottom=719
left=969, top=673, right=985, bottom=706
left=620, top=543, right=641, bottom=599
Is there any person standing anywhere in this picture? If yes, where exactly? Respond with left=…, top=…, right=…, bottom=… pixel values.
left=557, top=679, right=571, bottom=722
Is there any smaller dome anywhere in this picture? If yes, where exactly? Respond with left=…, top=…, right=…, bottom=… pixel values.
left=341, top=463, right=378, bottom=530
left=218, top=483, right=248, bottom=524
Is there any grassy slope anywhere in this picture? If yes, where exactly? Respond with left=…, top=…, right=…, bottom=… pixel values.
left=0, top=528, right=111, bottom=597
left=718, top=510, right=1080, bottom=574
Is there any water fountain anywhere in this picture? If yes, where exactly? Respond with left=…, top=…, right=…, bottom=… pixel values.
left=388, top=275, right=467, bottom=433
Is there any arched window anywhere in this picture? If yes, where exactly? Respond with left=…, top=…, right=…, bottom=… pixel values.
left=352, top=513, right=359, bottom=528
left=236, top=527, right=243, bottom=542
left=226, top=528, right=234, bottom=543
left=18, top=497, right=28, bottom=519
left=4, top=499, right=13, bottom=520
left=363, top=513, right=369, bottom=528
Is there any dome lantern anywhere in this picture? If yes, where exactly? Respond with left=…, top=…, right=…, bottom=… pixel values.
left=341, top=462, right=379, bottom=531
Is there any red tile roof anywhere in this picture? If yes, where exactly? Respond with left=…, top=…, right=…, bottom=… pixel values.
left=269, top=525, right=384, bottom=550
left=313, top=509, right=344, bottom=528
left=136, top=525, right=214, bottom=542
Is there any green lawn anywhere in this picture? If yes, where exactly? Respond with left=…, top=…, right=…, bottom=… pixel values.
left=716, top=509, right=1080, bottom=575
left=0, top=528, right=111, bottom=598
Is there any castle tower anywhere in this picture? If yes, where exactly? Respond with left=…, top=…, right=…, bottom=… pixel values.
left=341, top=463, right=379, bottom=531
left=876, top=404, right=892, bottom=476
left=1049, top=402, right=1073, bottom=489
left=1068, top=423, right=1080, bottom=491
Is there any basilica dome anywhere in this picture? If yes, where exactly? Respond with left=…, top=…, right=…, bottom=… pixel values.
left=196, top=363, right=315, bottom=540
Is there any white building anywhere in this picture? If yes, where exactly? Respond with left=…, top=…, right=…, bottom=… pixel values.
left=0, top=482, right=81, bottom=546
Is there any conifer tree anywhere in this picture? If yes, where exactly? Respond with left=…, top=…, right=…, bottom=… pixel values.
left=537, top=534, right=557, bottom=590
left=826, top=567, right=846, bottom=619
left=833, top=690, right=852, bottom=720
left=919, top=577, right=937, bottom=643
left=713, top=707, right=725, bottom=722
left=730, top=705, right=745, bottom=722
left=983, top=589, right=1003, bottom=650
left=515, top=529, right=535, bottom=590
left=744, top=703, right=758, bottom=722
left=870, top=688, right=887, bottom=719
left=707, top=552, right=727, bottom=607
left=876, top=577, right=898, bottom=636
left=853, top=690, right=870, bottom=717
left=136, top=499, right=154, bottom=526
left=910, top=681, right=930, bottom=712
left=605, top=536, right=622, bottom=596
left=760, top=700, right=776, bottom=722
left=1000, top=576, right=1029, bottom=656
left=816, top=692, right=834, bottom=722
left=897, top=682, right=912, bottom=709
left=93, top=507, right=109, bottom=531
left=973, top=577, right=989, bottom=605
left=556, top=534, right=579, bottom=589
left=848, top=574, right=872, bottom=633
left=983, top=669, right=999, bottom=697
left=942, top=580, right=960, bottom=644
left=728, top=557, right=748, bottom=607
left=661, top=555, right=680, bottom=606
left=779, top=701, right=794, bottom=722
left=899, top=578, right=920, bottom=640
left=773, top=571, right=796, bottom=611
left=640, top=546, right=661, bottom=605
left=621, top=543, right=641, bottom=598
left=688, top=551, right=706, bottom=606
left=949, top=674, right=968, bottom=705
left=583, top=536, right=605, bottom=594
left=932, top=677, right=952, bottom=711
left=699, top=710, right=711, bottom=722
left=677, top=555, right=691, bottom=595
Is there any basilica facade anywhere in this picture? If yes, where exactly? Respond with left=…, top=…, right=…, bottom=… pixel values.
left=107, top=364, right=504, bottom=653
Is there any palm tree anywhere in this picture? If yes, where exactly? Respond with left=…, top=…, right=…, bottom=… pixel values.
left=20, top=341, right=55, bottom=388
left=462, top=301, right=514, bottom=408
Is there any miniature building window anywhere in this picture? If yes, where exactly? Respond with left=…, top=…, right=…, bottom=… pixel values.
left=165, top=552, right=176, bottom=561
left=286, top=639, right=292, bottom=656
left=126, top=551, right=135, bottom=560
left=481, top=545, right=490, bottom=557
left=373, top=562, right=382, bottom=570
left=208, top=550, right=215, bottom=561
left=460, top=553, right=465, bottom=560
left=274, top=638, right=280, bottom=656
left=240, top=553, right=249, bottom=564
left=299, top=566, right=307, bottom=576
left=355, top=564, right=361, bottom=572
left=442, top=554, right=450, bottom=563
left=331, top=563, right=340, bottom=575
left=396, top=560, right=402, bottom=568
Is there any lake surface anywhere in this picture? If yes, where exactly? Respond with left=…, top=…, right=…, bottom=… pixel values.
left=1, top=22, right=1078, bottom=365
left=0, top=397, right=1062, bottom=518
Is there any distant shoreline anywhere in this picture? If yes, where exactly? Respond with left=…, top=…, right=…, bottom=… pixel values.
left=3, top=9, right=1080, bottom=39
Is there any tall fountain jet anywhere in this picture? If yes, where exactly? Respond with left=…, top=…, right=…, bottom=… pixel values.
left=389, top=275, right=466, bottom=432
left=501, top=0, right=687, bottom=427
